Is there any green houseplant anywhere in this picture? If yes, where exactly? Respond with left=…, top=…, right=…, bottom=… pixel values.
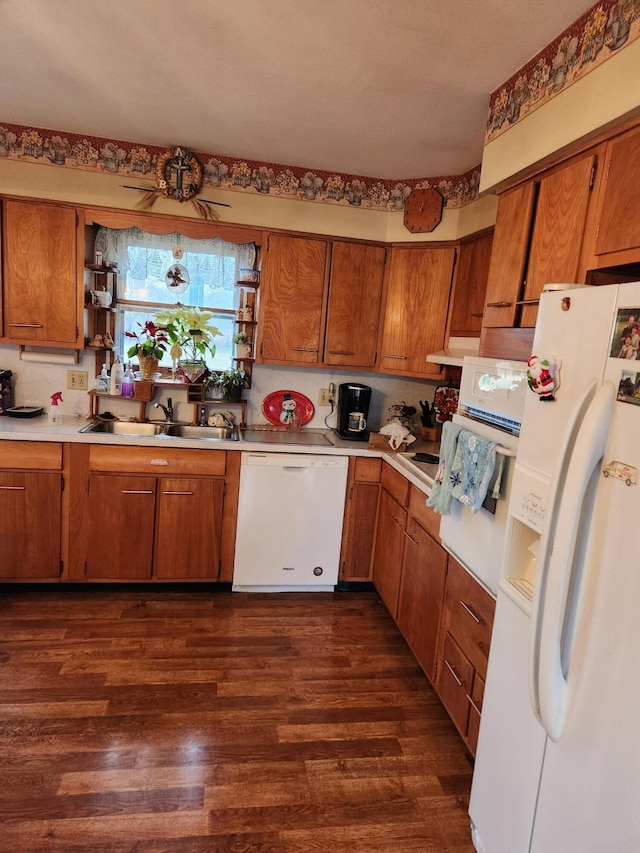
left=156, top=304, right=223, bottom=382
left=232, top=331, right=253, bottom=359
left=125, top=320, right=169, bottom=380
left=215, top=367, right=247, bottom=401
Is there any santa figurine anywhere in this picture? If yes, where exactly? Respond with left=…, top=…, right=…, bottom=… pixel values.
left=527, top=355, right=559, bottom=401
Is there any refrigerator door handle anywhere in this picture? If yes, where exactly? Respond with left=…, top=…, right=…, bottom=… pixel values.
left=529, top=379, right=598, bottom=723
left=534, top=381, right=615, bottom=742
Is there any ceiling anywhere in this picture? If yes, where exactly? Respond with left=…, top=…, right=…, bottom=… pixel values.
left=0, top=0, right=594, bottom=181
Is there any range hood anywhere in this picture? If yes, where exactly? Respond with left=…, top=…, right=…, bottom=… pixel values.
left=426, top=337, right=480, bottom=367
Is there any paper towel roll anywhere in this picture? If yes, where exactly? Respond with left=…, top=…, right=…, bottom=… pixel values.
left=19, top=348, right=79, bottom=365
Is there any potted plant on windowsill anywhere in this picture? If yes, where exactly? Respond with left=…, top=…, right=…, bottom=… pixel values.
left=125, top=321, right=169, bottom=380
left=232, top=332, right=253, bottom=359
left=215, top=367, right=247, bottom=402
left=156, top=304, right=222, bottom=383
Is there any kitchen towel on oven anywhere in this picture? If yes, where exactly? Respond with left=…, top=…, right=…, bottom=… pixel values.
left=426, top=420, right=463, bottom=515
left=449, top=429, right=505, bottom=513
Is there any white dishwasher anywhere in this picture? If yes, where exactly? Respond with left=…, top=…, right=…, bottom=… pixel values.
left=232, top=452, right=349, bottom=592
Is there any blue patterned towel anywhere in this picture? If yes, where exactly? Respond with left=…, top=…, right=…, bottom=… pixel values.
left=426, top=420, right=463, bottom=515
left=449, top=429, right=505, bottom=513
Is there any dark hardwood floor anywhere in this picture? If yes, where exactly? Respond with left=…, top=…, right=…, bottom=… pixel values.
left=0, top=588, right=474, bottom=852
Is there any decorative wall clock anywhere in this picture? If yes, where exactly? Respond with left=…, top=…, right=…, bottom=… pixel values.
left=403, top=187, right=444, bottom=233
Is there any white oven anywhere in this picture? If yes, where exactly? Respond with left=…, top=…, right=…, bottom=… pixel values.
left=439, top=357, right=528, bottom=597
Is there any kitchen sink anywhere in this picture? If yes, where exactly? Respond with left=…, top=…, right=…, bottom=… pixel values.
left=79, top=421, right=238, bottom=441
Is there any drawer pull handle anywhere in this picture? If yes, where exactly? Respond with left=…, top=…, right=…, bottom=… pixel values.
left=444, top=659, right=465, bottom=686
left=515, top=299, right=540, bottom=306
left=486, top=301, right=512, bottom=308
left=382, top=354, right=407, bottom=360
left=0, top=485, right=25, bottom=491
left=149, top=459, right=170, bottom=466
left=391, top=514, right=404, bottom=527
left=121, top=490, right=154, bottom=495
left=162, top=491, right=194, bottom=496
left=466, top=693, right=483, bottom=715
left=291, top=346, right=318, bottom=353
left=404, top=530, right=418, bottom=545
left=9, top=322, right=44, bottom=328
left=460, top=599, right=482, bottom=623
left=327, top=350, right=355, bottom=356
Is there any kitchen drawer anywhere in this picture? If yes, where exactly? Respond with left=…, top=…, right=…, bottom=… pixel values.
left=444, top=556, right=495, bottom=680
left=466, top=672, right=485, bottom=756
left=0, top=440, right=63, bottom=470
left=353, top=456, right=382, bottom=483
left=381, top=461, right=410, bottom=506
left=89, top=445, right=226, bottom=476
left=408, top=484, right=440, bottom=541
left=438, top=631, right=474, bottom=737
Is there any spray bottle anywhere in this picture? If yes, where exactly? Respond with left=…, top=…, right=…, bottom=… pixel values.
left=49, top=391, right=63, bottom=425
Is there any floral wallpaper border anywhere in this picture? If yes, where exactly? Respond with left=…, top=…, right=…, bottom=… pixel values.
left=0, top=121, right=480, bottom=212
left=487, top=0, right=640, bottom=142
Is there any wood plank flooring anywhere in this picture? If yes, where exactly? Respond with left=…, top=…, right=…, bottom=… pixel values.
left=0, top=588, right=474, bottom=852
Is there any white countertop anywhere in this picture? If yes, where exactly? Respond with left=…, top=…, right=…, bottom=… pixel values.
left=0, top=415, right=437, bottom=494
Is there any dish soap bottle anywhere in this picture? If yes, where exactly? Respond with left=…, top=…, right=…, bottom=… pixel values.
left=97, top=363, right=109, bottom=394
left=121, top=363, right=135, bottom=399
left=49, top=391, right=63, bottom=425
left=109, top=356, right=123, bottom=396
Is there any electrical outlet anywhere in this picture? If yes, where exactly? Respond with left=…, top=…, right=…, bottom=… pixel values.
left=318, top=388, right=332, bottom=407
left=67, top=370, right=89, bottom=391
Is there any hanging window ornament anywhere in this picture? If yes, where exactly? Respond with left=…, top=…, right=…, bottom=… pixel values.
left=172, top=244, right=184, bottom=260
left=165, top=263, right=190, bottom=294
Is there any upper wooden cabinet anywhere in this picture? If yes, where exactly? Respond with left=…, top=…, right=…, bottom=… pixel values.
left=259, top=234, right=385, bottom=369
left=592, top=125, right=640, bottom=264
left=259, top=233, right=329, bottom=365
left=324, top=241, right=385, bottom=369
left=483, top=150, right=598, bottom=332
left=379, top=245, right=456, bottom=378
left=449, top=230, right=493, bottom=337
left=2, top=200, right=80, bottom=346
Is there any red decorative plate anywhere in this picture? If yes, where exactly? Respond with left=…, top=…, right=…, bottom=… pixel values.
left=261, top=390, right=315, bottom=426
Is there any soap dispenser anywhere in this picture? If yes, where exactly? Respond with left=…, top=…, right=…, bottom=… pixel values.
left=109, top=356, right=123, bottom=396
left=97, top=363, right=109, bottom=394
left=121, top=363, right=135, bottom=398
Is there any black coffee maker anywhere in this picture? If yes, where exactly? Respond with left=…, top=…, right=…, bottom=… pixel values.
left=335, top=383, right=372, bottom=441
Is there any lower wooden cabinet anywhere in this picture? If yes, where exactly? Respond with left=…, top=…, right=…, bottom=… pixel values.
left=75, top=444, right=239, bottom=583
left=339, top=456, right=381, bottom=581
left=436, top=555, right=496, bottom=755
left=396, top=515, right=447, bottom=683
left=372, top=462, right=447, bottom=684
left=0, top=441, right=63, bottom=580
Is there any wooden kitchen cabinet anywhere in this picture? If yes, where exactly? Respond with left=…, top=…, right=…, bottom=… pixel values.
left=396, top=511, right=447, bottom=683
left=2, top=199, right=80, bottom=346
left=448, top=229, right=493, bottom=337
left=481, top=149, right=600, bottom=358
left=339, top=456, right=381, bottom=582
left=0, top=441, right=63, bottom=580
left=372, top=464, right=448, bottom=687
left=86, top=474, right=156, bottom=580
left=259, top=233, right=329, bottom=365
left=379, top=245, right=456, bottom=378
left=80, top=445, right=237, bottom=583
left=436, top=555, right=496, bottom=756
left=592, top=124, right=640, bottom=265
left=324, top=241, right=386, bottom=369
left=259, top=234, right=386, bottom=369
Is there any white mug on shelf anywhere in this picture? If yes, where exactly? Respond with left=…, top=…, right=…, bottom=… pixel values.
left=91, top=290, right=112, bottom=308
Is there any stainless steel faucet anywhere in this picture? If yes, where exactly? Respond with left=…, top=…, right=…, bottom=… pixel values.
left=154, top=397, right=174, bottom=422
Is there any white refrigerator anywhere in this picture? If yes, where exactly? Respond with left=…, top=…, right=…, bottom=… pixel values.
left=469, top=283, right=640, bottom=853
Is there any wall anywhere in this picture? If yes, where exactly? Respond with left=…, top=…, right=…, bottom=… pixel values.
left=480, top=37, right=640, bottom=192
